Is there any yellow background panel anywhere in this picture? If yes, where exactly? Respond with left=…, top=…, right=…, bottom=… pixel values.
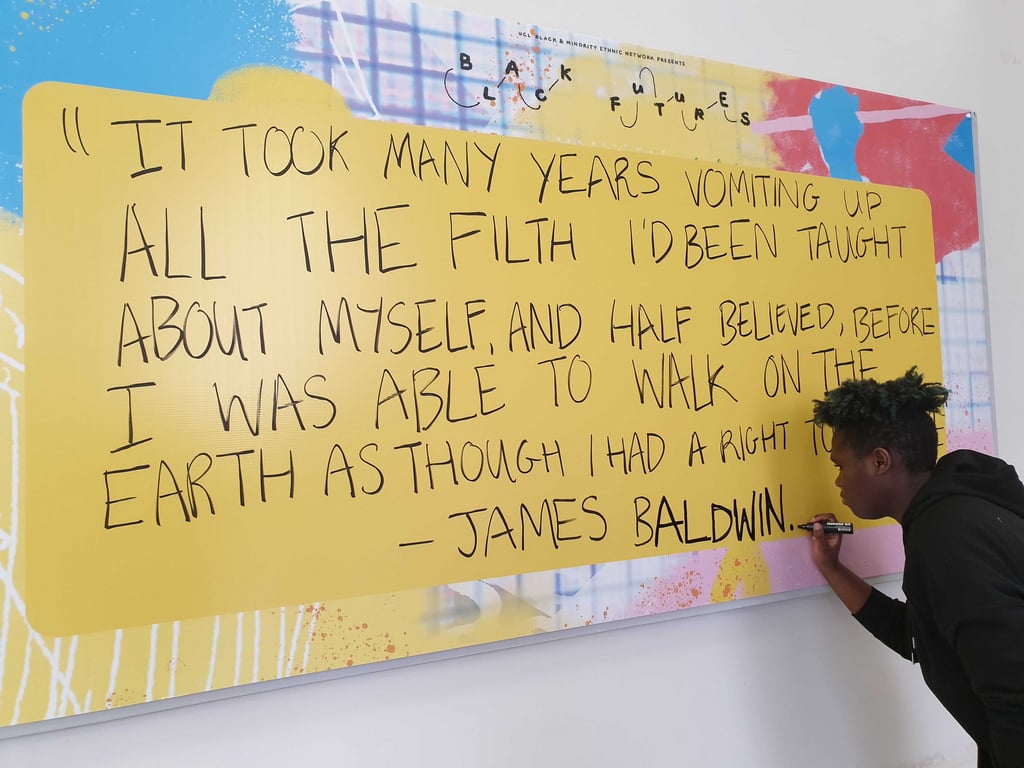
left=23, top=70, right=940, bottom=635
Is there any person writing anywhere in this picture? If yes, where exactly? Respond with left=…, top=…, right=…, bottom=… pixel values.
left=808, top=367, right=1024, bottom=768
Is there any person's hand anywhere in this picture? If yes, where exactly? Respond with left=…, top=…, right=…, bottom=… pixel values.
left=807, top=512, right=844, bottom=575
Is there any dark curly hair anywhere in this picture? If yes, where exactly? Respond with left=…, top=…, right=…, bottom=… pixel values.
left=811, top=367, right=948, bottom=472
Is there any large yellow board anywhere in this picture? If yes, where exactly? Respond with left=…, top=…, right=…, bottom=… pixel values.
left=23, top=70, right=941, bottom=635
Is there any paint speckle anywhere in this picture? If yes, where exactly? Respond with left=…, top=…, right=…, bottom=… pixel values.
left=629, top=567, right=707, bottom=617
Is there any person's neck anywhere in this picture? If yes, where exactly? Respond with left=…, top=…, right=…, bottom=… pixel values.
left=890, top=470, right=932, bottom=524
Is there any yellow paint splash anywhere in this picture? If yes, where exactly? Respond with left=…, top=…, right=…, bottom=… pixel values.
left=711, top=543, right=771, bottom=603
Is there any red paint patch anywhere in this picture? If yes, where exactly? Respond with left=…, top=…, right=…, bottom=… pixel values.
left=764, top=76, right=978, bottom=260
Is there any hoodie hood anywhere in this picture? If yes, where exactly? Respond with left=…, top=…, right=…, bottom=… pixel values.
left=904, top=449, right=1024, bottom=530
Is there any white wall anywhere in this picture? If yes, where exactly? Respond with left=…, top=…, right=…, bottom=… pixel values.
left=3, top=1, right=1021, bottom=765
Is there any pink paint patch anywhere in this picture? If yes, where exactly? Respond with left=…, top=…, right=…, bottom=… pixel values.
left=760, top=525, right=905, bottom=594
left=946, top=428, right=994, bottom=455
left=625, top=550, right=726, bottom=619
left=687, top=549, right=729, bottom=583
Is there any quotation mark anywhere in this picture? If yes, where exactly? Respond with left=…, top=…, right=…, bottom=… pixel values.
left=61, top=106, right=89, bottom=155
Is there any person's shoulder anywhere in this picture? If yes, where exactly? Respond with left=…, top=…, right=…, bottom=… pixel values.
left=936, top=448, right=1016, bottom=473
left=925, top=495, right=989, bottom=518
left=907, top=493, right=999, bottom=540
left=907, top=492, right=1024, bottom=563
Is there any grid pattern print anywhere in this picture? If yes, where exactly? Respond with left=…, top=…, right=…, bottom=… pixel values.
left=938, top=240, right=995, bottom=453
left=290, top=0, right=774, bottom=167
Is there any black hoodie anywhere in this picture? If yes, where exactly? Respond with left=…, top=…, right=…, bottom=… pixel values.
left=853, top=449, right=1024, bottom=768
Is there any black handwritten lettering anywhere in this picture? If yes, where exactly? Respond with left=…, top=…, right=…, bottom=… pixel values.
left=797, top=222, right=907, bottom=261
left=630, top=354, right=737, bottom=410
left=287, top=205, right=415, bottom=274
left=117, top=297, right=268, bottom=365
left=449, top=495, right=606, bottom=558
left=384, top=132, right=499, bottom=191
left=375, top=364, right=506, bottom=432
left=507, top=302, right=581, bottom=352
left=106, top=381, right=157, bottom=453
left=811, top=346, right=878, bottom=391
left=323, top=442, right=384, bottom=498
left=222, top=121, right=349, bottom=177
left=449, top=211, right=578, bottom=267
left=212, top=374, right=336, bottom=435
left=531, top=151, right=660, bottom=204
left=394, top=438, right=564, bottom=493
left=318, top=297, right=485, bottom=355
left=590, top=432, right=666, bottom=475
left=851, top=304, right=936, bottom=343
left=627, top=217, right=777, bottom=266
left=682, top=168, right=819, bottom=211
left=719, top=300, right=835, bottom=346
left=120, top=203, right=226, bottom=282
left=609, top=300, right=692, bottom=348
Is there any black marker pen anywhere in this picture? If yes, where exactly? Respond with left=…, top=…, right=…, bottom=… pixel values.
left=797, top=521, right=854, bottom=535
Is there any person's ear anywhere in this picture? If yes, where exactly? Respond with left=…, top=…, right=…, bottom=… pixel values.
left=872, top=447, right=894, bottom=475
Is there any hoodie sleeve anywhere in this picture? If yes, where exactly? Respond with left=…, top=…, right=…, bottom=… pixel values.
left=911, top=500, right=1024, bottom=766
left=852, top=587, right=914, bottom=661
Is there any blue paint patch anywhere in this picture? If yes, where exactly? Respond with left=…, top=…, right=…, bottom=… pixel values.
left=0, top=0, right=303, bottom=216
left=808, top=86, right=864, bottom=181
left=944, top=114, right=975, bottom=174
